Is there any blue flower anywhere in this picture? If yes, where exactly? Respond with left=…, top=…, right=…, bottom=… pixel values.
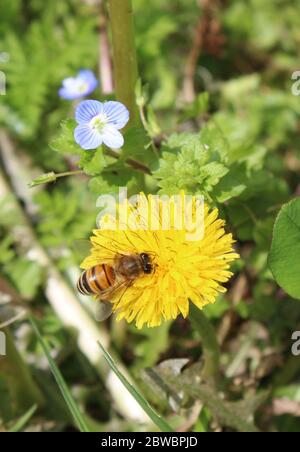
left=59, top=69, right=98, bottom=100
left=74, top=100, right=130, bottom=150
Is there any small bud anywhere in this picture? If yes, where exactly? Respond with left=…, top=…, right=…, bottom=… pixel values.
left=28, top=172, right=57, bottom=188
left=135, top=79, right=148, bottom=107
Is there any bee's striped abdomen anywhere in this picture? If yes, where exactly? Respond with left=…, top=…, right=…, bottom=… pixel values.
left=77, top=264, right=116, bottom=296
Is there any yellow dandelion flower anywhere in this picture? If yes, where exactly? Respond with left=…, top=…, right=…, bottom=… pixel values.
left=81, top=192, right=239, bottom=329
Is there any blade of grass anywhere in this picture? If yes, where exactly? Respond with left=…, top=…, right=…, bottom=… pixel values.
left=9, top=404, right=37, bottom=432
left=29, top=316, right=90, bottom=432
left=97, top=340, right=173, bottom=432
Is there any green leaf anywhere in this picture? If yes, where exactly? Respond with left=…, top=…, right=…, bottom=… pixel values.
left=180, top=92, right=210, bottom=121
left=153, top=125, right=230, bottom=198
left=131, top=321, right=171, bottom=369
left=6, top=259, right=43, bottom=299
left=214, top=164, right=247, bottom=202
left=0, top=376, right=13, bottom=422
left=269, top=198, right=300, bottom=300
left=29, top=316, right=90, bottom=432
left=178, top=365, right=268, bottom=432
left=9, top=405, right=37, bottom=432
left=78, top=148, right=107, bottom=176
left=121, top=127, right=155, bottom=168
left=50, top=119, right=81, bottom=155
left=197, top=162, right=229, bottom=190
left=97, top=340, right=173, bottom=432
left=189, top=304, right=220, bottom=379
left=142, top=359, right=189, bottom=411
left=89, top=170, right=143, bottom=197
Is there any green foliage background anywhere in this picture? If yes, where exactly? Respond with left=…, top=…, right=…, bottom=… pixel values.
left=0, top=0, right=300, bottom=432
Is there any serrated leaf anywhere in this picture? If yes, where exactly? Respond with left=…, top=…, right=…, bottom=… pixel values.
left=214, top=164, right=247, bottom=202
left=154, top=126, right=229, bottom=197
left=50, top=119, right=81, bottom=155
left=142, top=359, right=189, bottom=412
left=197, top=162, right=229, bottom=190
left=89, top=171, right=143, bottom=197
left=78, top=148, right=107, bottom=176
left=121, top=127, right=156, bottom=169
left=177, top=365, right=267, bottom=432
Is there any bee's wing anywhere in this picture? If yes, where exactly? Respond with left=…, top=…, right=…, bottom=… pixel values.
left=74, top=239, right=92, bottom=260
left=94, top=300, right=113, bottom=322
left=93, top=279, right=133, bottom=322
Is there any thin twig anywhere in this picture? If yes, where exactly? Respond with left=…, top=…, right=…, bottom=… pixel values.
left=182, top=0, right=223, bottom=103
left=99, top=1, right=114, bottom=94
left=0, top=309, right=27, bottom=329
left=105, top=148, right=152, bottom=174
left=182, top=11, right=204, bottom=103
left=176, top=401, right=202, bottom=432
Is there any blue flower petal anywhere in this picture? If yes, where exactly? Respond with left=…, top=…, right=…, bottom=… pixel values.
left=103, top=101, right=129, bottom=130
left=75, top=100, right=103, bottom=124
left=74, top=124, right=102, bottom=150
left=101, top=124, right=124, bottom=149
left=59, top=87, right=79, bottom=100
left=78, top=69, right=98, bottom=91
left=59, top=70, right=98, bottom=100
left=62, top=77, right=77, bottom=88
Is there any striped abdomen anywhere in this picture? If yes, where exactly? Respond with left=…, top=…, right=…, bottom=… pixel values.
left=77, top=264, right=116, bottom=296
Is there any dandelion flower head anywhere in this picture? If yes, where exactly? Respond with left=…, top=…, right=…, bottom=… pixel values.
left=81, top=193, right=239, bottom=328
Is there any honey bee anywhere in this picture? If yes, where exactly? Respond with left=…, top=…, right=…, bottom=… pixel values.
left=77, top=252, right=154, bottom=321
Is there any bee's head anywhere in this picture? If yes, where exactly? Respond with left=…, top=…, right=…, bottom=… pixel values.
left=140, top=253, right=153, bottom=274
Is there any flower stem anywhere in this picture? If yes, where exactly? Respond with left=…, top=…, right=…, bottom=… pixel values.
left=55, top=170, right=85, bottom=179
left=104, top=148, right=151, bottom=174
left=189, top=304, right=220, bottom=380
left=108, top=0, right=139, bottom=127
left=28, top=170, right=85, bottom=188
